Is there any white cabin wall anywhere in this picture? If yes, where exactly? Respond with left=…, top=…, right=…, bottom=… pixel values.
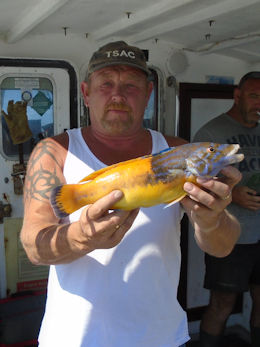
left=0, top=33, right=93, bottom=71
left=178, top=51, right=249, bottom=83
left=139, top=40, right=253, bottom=137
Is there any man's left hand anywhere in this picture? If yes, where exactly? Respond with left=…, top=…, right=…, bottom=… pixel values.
left=181, top=165, right=241, bottom=257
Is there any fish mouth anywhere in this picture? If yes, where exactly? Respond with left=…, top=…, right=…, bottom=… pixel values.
left=226, top=144, right=244, bottom=165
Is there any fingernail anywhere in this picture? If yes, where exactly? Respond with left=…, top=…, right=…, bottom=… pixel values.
left=113, top=190, right=123, bottom=199
left=184, top=182, right=193, bottom=192
left=197, top=177, right=210, bottom=184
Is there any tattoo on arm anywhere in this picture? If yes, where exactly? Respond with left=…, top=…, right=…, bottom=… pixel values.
left=24, top=140, right=63, bottom=204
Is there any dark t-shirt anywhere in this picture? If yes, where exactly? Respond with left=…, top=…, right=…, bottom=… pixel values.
left=193, top=113, right=260, bottom=244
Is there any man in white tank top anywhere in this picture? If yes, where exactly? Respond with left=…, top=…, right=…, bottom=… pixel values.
left=21, top=41, right=241, bottom=347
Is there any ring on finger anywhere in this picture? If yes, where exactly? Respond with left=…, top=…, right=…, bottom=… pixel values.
left=115, top=224, right=120, bottom=230
left=221, top=191, right=232, bottom=200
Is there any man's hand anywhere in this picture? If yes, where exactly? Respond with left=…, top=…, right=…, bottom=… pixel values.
left=232, top=185, right=260, bottom=211
left=181, top=166, right=241, bottom=257
left=71, top=190, right=139, bottom=255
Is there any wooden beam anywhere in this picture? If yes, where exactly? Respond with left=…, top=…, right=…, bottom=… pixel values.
left=198, top=32, right=260, bottom=54
left=7, top=0, right=70, bottom=43
left=128, top=0, right=260, bottom=43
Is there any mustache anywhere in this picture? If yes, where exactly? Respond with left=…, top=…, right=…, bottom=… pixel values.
left=105, top=102, right=132, bottom=112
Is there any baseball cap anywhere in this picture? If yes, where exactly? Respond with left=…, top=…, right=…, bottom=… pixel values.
left=87, top=41, right=150, bottom=77
left=238, top=71, right=260, bottom=88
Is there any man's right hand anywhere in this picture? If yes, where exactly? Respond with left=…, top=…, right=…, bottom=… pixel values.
left=232, top=185, right=260, bottom=211
left=72, top=190, right=140, bottom=255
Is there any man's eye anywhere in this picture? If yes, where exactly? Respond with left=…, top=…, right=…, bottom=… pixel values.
left=126, top=84, right=138, bottom=90
left=101, top=82, right=113, bottom=88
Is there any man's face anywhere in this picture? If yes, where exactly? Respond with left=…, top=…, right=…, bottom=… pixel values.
left=234, top=79, right=260, bottom=127
left=81, top=65, right=153, bottom=135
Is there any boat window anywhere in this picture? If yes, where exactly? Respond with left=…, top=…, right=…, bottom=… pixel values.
left=0, top=58, right=77, bottom=161
left=1, top=77, right=54, bottom=159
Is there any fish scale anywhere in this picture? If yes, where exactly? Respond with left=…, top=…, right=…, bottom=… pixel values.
left=50, top=142, right=244, bottom=218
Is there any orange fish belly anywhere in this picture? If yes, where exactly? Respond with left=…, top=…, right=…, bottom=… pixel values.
left=70, top=165, right=194, bottom=211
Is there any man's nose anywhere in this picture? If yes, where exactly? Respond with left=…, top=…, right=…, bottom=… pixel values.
left=111, top=84, right=126, bottom=102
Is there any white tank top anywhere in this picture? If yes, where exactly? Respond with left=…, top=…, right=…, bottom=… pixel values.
left=39, top=128, right=190, bottom=347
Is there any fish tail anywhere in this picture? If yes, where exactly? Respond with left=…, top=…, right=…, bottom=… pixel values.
left=50, top=184, right=82, bottom=218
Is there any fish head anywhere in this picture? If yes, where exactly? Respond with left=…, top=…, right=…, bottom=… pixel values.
left=185, top=142, right=244, bottom=177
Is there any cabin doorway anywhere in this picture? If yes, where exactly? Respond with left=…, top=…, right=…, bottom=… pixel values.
left=176, top=82, right=243, bottom=322
left=0, top=58, right=78, bottom=298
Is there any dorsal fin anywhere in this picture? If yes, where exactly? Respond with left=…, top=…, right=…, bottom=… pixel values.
left=79, top=152, right=153, bottom=183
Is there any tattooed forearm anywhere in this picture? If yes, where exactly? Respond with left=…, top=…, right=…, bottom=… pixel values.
left=24, top=140, right=63, bottom=204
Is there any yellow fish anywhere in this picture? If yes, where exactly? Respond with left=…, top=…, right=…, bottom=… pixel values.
left=50, top=142, right=244, bottom=218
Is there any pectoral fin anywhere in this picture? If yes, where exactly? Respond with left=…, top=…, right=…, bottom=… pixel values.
left=163, top=193, right=187, bottom=209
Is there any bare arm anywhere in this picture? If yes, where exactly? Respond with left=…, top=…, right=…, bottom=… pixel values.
left=165, top=135, right=241, bottom=257
left=20, top=136, right=138, bottom=265
left=181, top=166, right=242, bottom=257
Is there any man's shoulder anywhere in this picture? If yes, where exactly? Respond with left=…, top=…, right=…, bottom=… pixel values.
left=195, top=113, right=231, bottom=134
left=193, top=114, right=231, bottom=142
left=51, top=131, right=69, bottom=149
left=164, top=135, right=188, bottom=147
left=200, top=113, right=229, bottom=130
left=33, top=132, right=69, bottom=161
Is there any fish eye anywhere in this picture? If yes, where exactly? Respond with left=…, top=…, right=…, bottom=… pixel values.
left=207, top=146, right=215, bottom=153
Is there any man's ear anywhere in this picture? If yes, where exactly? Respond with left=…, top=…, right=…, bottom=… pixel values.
left=81, top=81, right=90, bottom=106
